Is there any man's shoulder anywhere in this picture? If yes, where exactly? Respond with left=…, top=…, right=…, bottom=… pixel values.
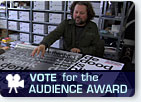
left=87, top=21, right=98, bottom=29
left=89, top=21, right=97, bottom=26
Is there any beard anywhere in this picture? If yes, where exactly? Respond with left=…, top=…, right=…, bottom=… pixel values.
left=74, top=17, right=86, bottom=25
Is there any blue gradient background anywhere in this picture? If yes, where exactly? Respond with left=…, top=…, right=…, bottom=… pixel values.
left=0, top=71, right=135, bottom=97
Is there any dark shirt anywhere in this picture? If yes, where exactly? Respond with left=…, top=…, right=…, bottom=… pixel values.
left=75, top=25, right=85, bottom=48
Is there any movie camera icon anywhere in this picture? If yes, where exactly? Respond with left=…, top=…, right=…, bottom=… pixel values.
left=6, top=74, right=24, bottom=93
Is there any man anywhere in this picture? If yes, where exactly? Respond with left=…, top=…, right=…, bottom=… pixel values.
left=31, top=1, right=104, bottom=57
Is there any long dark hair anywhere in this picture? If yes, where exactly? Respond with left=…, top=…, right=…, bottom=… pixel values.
left=70, top=1, right=95, bottom=21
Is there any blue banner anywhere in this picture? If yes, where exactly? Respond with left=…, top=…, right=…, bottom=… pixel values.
left=0, top=71, right=135, bottom=97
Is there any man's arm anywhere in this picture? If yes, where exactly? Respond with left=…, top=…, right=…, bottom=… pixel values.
left=80, top=25, right=104, bottom=56
left=31, top=20, right=67, bottom=57
left=40, top=20, right=67, bottom=48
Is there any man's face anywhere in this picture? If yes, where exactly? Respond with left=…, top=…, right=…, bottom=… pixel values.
left=73, top=4, right=88, bottom=26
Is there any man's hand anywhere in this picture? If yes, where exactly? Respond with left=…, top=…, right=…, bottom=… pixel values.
left=31, top=44, right=46, bottom=58
left=71, top=48, right=81, bottom=53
